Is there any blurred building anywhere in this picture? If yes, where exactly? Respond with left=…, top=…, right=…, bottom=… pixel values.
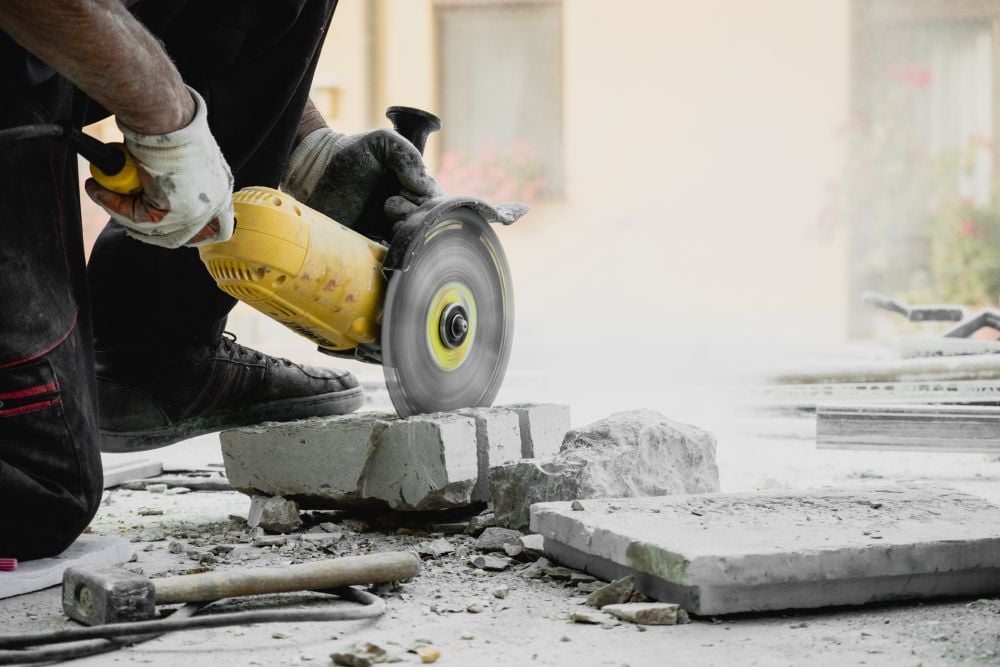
left=84, top=1, right=1000, bottom=345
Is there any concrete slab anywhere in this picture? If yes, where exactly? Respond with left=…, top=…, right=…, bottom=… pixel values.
left=0, top=535, right=131, bottom=599
left=505, top=403, right=570, bottom=458
left=531, top=485, right=1000, bottom=615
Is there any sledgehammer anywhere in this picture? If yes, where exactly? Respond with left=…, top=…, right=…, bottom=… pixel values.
left=62, top=551, right=420, bottom=626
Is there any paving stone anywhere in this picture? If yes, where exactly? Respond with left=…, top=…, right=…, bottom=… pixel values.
left=602, top=602, right=680, bottom=625
left=504, top=403, right=571, bottom=458
left=490, top=410, right=719, bottom=530
left=457, top=407, right=523, bottom=502
left=222, top=411, right=479, bottom=511
left=532, top=485, right=1000, bottom=615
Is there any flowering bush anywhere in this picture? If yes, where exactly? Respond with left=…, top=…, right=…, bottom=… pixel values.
left=436, top=139, right=546, bottom=204
left=930, top=193, right=1000, bottom=306
left=826, top=62, right=1000, bottom=305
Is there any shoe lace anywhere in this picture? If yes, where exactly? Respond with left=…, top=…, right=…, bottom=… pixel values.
left=219, top=332, right=294, bottom=366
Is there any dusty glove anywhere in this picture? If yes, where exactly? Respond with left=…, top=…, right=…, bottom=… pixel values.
left=84, top=87, right=234, bottom=249
left=281, top=127, right=441, bottom=231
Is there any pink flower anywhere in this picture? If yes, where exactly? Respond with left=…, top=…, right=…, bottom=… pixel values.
left=960, top=219, right=976, bottom=237
left=887, top=64, right=932, bottom=91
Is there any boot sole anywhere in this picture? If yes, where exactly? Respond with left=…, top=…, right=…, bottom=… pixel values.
left=99, top=386, right=365, bottom=453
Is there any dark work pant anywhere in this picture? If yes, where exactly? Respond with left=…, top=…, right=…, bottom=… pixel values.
left=0, top=0, right=337, bottom=560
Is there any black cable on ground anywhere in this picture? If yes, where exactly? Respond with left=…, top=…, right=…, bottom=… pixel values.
left=0, top=587, right=383, bottom=665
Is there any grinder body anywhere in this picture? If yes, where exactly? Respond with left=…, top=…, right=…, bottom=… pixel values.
left=198, top=187, right=386, bottom=354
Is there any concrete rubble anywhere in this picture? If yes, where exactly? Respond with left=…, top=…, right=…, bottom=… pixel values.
left=602, top=602, right=681, bottom=625
left=247, top=495, right=302, bottom=533
left=221, top=403, right=570, bottom=512
left=474, top=527, right=523, bottom=553
left=490, top=409, right=720, bottom=529
left=532, top=485, right=1000, bottom=615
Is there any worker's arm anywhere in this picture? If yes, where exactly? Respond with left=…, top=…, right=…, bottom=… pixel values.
left=0, top=0, right=233, bottom=248
left=282, top=98, right=441, bottom=229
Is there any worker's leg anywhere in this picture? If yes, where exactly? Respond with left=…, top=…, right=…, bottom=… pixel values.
left=0, top=77, right=103, bottom=560
left=86, top=0, right=360, bottom=452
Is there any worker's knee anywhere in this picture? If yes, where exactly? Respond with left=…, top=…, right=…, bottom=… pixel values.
left=0, top=340, right=103, bottom=561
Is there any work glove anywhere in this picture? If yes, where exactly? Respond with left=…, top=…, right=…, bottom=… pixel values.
left=280, top=127, right=441, bottom=230
left=84, top=87, right=235, bottom=249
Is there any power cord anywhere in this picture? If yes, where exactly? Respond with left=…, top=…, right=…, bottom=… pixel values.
left=0, top=586, right=383, bottom=665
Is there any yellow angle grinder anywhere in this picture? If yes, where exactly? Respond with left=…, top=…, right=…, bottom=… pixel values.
left=0, top=108, right=522, bottom=416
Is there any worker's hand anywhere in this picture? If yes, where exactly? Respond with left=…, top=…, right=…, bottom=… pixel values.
left=280, top=127, right=441, bottom=229
left=84, top=87, right=234, bottom=249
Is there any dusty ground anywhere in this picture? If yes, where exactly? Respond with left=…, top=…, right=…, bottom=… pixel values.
left=4, top=438, right=1000, bottom=667
left=5, top=334, right=1000, bottom=665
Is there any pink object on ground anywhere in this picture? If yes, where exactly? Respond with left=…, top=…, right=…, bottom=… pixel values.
left=0, top=559, right=16, bottom=572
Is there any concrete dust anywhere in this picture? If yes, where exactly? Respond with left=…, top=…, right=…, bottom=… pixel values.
left=1, top=483, right=999, bottom=665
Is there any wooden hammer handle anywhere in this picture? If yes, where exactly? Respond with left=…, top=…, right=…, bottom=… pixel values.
left=153, top=551, right=420, bottom=604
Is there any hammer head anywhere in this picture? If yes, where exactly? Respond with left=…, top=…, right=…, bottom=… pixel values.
left=62, top=566, right=156, bottom=626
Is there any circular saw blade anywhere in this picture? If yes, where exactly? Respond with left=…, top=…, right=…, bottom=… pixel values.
left=382, top=209, right=514, bottom=417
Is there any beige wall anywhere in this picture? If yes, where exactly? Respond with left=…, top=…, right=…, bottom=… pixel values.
left=315, top=1, right=852, bottom=341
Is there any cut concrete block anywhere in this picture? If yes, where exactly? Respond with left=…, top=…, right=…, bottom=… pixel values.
left=490, top=410, right=719, bottom=530
left=0, top=535, right=131, bottom=599
left=531, top=485, right=1000, bottom=615
left=221, top=413, right=394, bottom=508
left=223, top=411, right=481, bottom=511
left=456, top=407, right=522, bottom=502
left=362, top=413, right=479, bottom=511
left=504, top=403, right=570, bottom=458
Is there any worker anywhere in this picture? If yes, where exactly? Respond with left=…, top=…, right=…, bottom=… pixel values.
left=0, top=1, right=439, bottom=560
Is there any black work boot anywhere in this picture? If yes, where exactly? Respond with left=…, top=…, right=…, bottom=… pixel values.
left=95, top=334, right=363, bottom=452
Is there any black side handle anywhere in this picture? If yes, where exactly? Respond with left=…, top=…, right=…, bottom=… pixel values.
left=356, top=106, right=442, bottom=241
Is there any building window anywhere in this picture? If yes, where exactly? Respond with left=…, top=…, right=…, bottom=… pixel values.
left=435, top=0, right=563, bottom=202
left=848, top=1, right=1000, bottom=312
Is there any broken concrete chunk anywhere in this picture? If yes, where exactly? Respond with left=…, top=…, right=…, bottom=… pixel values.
left=474, top=527, right=523, bottom=553
left=456, top=407, right=523, bottom=502
left=570, top=609, right=606, bottom=624
left=331, top=641, right=398, bottom=667
left=250, top=495, right=302, bottom=533
left=602, top=602, right=680, bottom=625
left=470, top=554, right=512, bottom=571
left=586, top=576, right=635, bottom=609
left=491, top=410, right=720, bottom=530
left=504, top=403, right=570, bottom=458
left=466, top=513, right=496, bottom=536
left=145, top=483, right=167, bottom=494
left=519, top=534, right=545, bottom=559
left=535, top=486, right=1000, bottom=615
left=417, top=538, right=455, bottom=558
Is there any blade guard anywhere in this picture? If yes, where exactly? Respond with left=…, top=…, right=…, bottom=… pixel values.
left=384, top=196, right=527, bottom=274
